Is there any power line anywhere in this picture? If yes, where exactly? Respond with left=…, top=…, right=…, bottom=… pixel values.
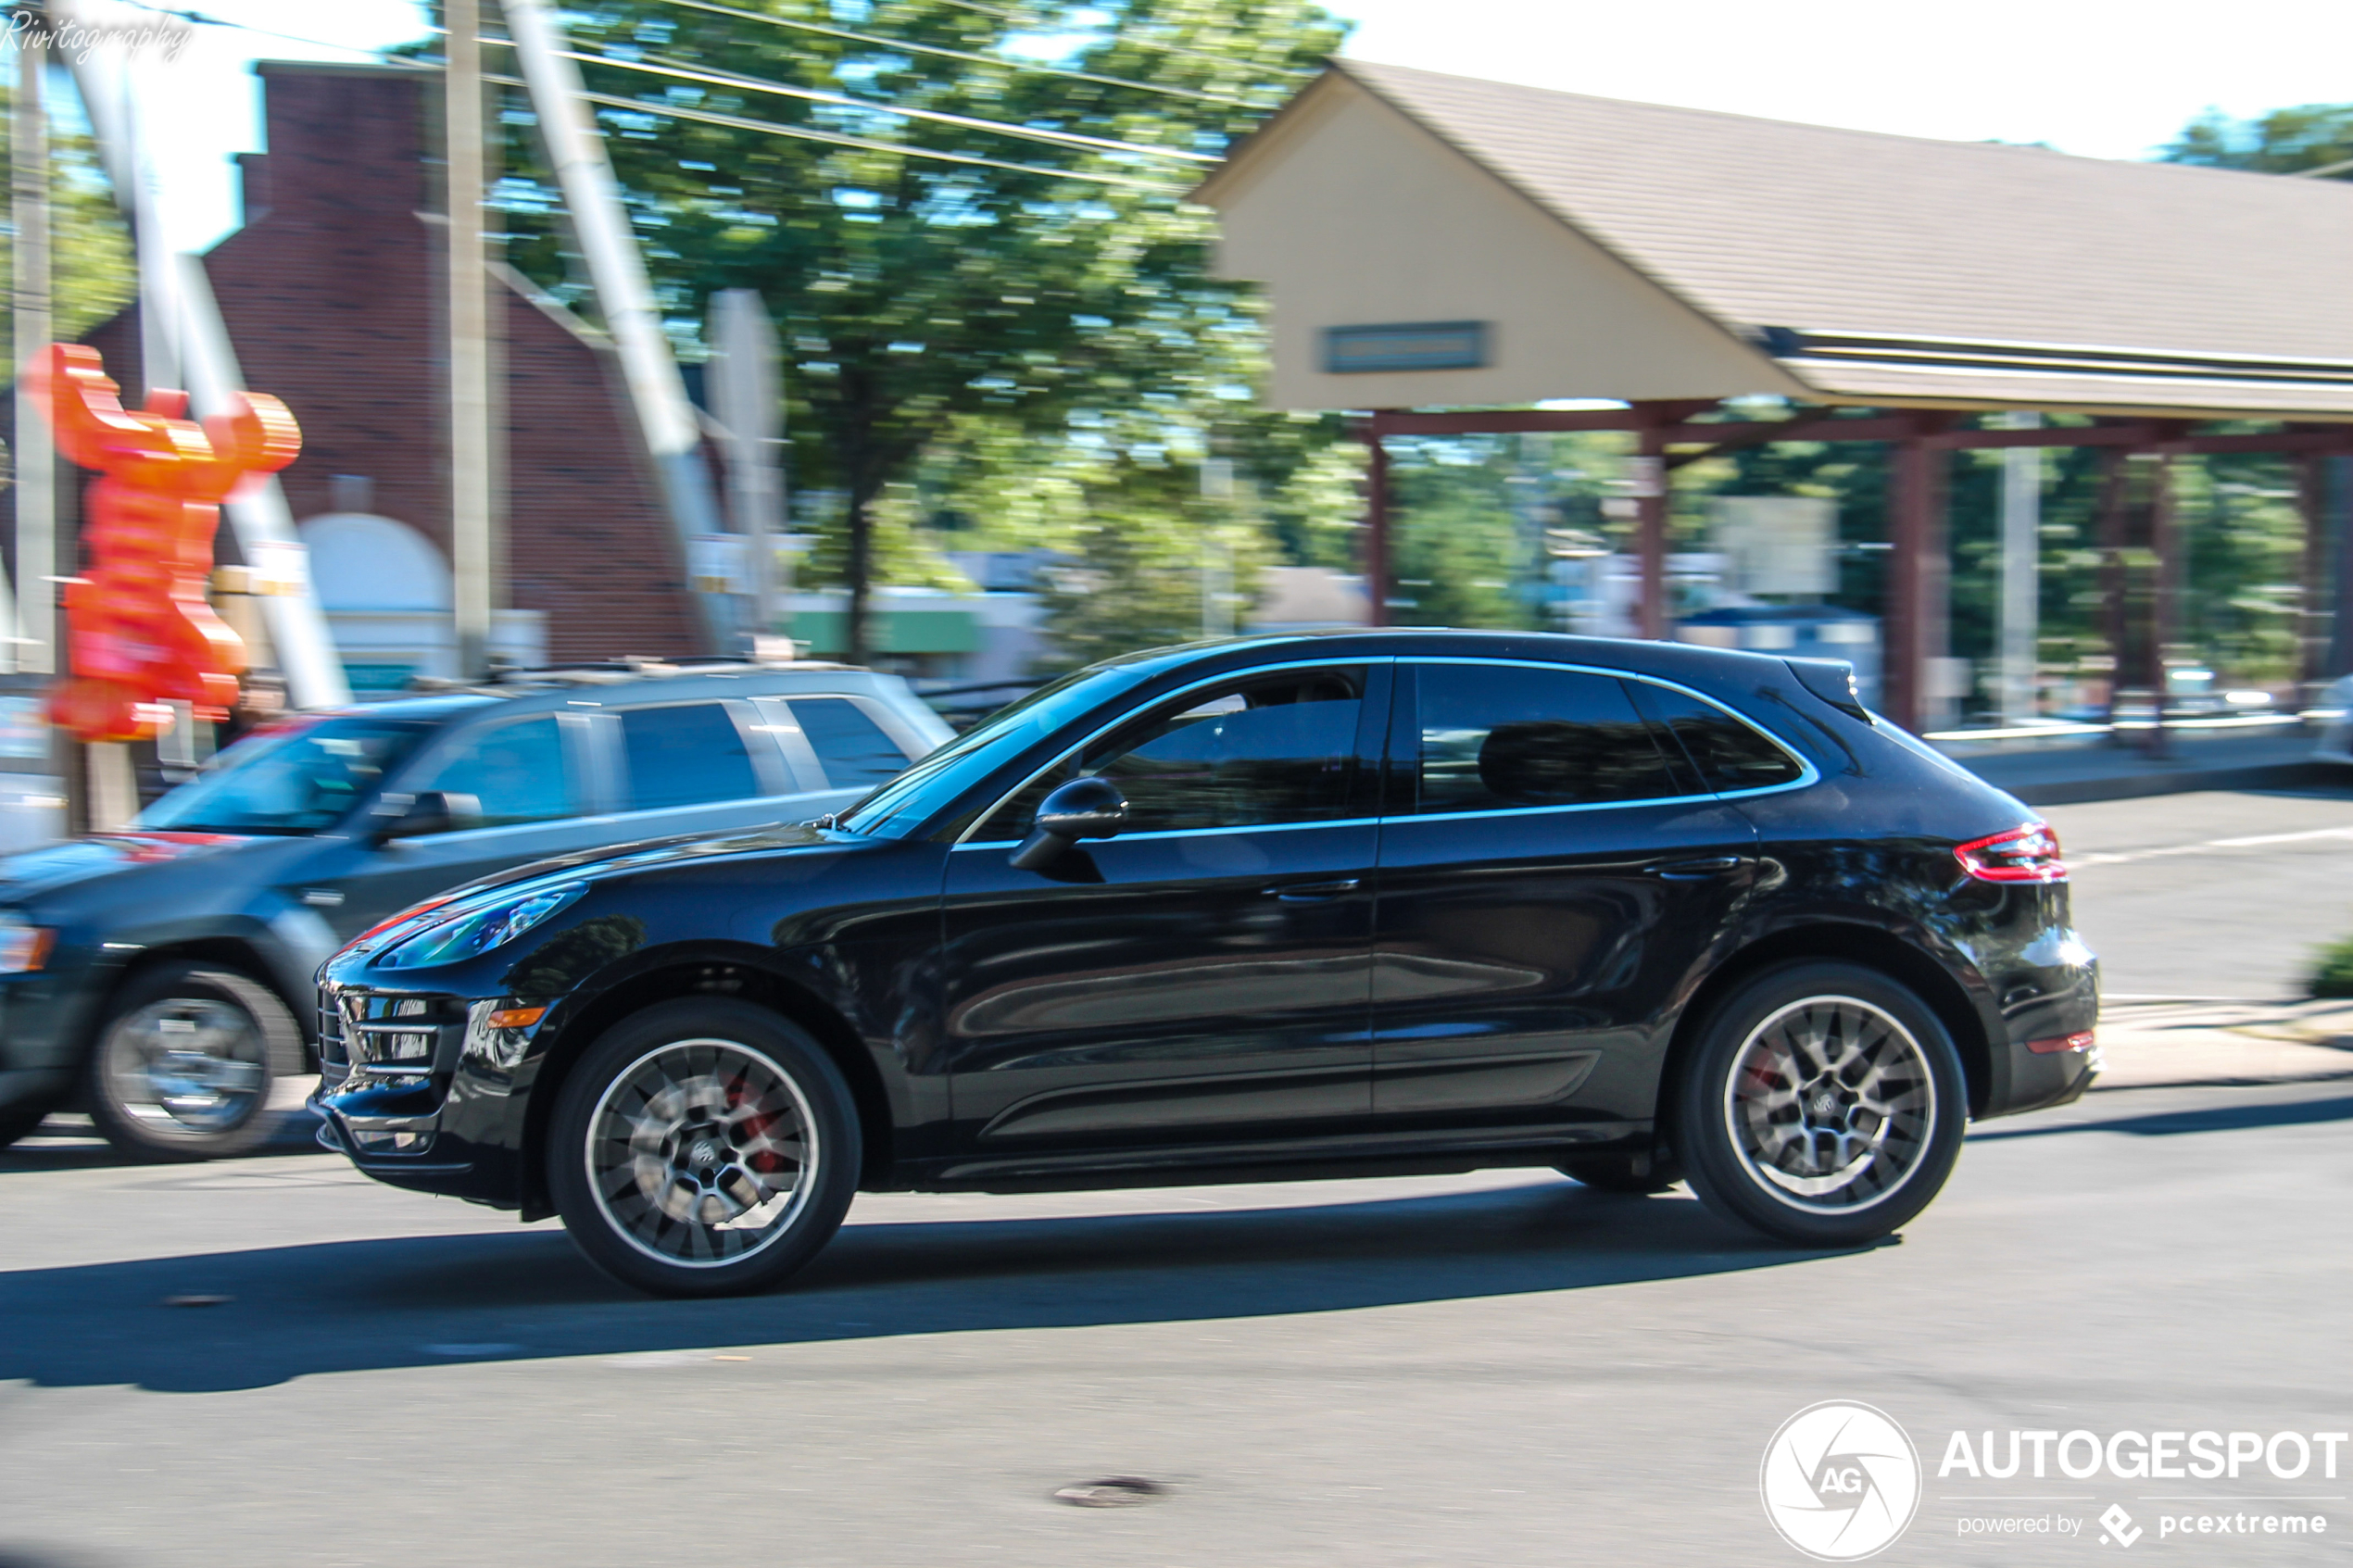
left=484, top=70, right=1187, bottom=193
left=562, top=44, right=1222, bottom=165
left=648, top=0, right=1274, bottom=110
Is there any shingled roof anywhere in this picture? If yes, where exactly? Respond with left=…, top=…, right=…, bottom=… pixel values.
left=1214, top=60, right=2353, bottom=416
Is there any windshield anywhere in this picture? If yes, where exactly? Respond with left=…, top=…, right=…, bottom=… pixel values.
left=834, top=665, right=1155, bottom=838
left=136, top=716, right=432, bottom=835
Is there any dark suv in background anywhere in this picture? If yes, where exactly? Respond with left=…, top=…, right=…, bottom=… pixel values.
left=0, top=661, right=950, bottom=1160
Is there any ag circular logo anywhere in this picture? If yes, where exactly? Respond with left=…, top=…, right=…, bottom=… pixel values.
left=1759, top=1400, right=1921, bottom=1561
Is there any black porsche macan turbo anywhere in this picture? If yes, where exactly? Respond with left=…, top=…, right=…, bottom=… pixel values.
left=315, top=631, right=2099, bottom=1297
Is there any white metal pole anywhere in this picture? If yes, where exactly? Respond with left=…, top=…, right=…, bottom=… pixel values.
left=1999, top=410, right=2043, bottom=724
left=505, top=0, right=727, bottom=649
left=177, top=257, right=352, bottom=708
left=710, top=289, right=784, bottom=646
left=11, top=30, right=53, bottom=674
left=447, top=0, right=493, bottom=678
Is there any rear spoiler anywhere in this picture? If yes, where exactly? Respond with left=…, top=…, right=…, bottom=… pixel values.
left=1785, top=658, right=1871, bottom=722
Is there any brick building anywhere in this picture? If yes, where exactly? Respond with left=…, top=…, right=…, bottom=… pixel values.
left=84, top=59, right=708, bottom=683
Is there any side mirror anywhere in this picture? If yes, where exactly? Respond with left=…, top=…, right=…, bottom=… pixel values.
left=374, top=789, right=484, bottom=844
left=1009, top=776, right=1127, bottom=872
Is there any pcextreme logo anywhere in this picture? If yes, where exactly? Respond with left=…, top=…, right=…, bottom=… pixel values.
left=1760, top=1401, right=1923, bottom=1562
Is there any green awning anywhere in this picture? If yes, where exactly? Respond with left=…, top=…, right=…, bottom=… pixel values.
left=787, top=607, right=979, bottom=657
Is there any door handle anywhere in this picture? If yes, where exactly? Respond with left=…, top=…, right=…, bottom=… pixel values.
left=1651, top=856, right=1745, bottom=880
left=1262, top=878, right=1361, bottom=902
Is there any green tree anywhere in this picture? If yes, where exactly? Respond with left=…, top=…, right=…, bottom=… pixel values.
left=480, top=0, right=1343, bottom=663
left=2160, top=104, right=2353, bottom=174
left=0, top=84, right=136, bottom=371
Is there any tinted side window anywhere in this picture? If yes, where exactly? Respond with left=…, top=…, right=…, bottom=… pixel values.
left=620, top=703, right=760, bottom=809
left=414, top=716, right=576, bottom=828
left=1638, top=684, right=1806, bottom=792
left=977, top=668, right=1365, bottom=838
left=788, top=696, right=911, bottom=789
left=1414, top=663, right=1685, bottom=813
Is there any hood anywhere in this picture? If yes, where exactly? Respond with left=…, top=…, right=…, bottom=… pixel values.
left=0, top=831, right=258, bottom=905
left=339, top=820, right=850, bottom=960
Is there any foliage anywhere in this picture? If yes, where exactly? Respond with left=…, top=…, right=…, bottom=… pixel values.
left=0, top=85, right=136, bottom=370
left=2310, top=932, right=2353, bottom=998
left=2160, top=105, right=2353, bottom=175
left=473, top=0, right=1343, bottom=662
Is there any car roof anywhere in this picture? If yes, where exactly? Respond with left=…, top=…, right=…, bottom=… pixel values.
left=339, top=665, right=916, bottom=729
left=1093, top=627, right=1813, bottom=693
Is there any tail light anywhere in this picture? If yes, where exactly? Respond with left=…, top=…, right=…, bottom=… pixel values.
left=1955, top=822, right=2067, bottom=884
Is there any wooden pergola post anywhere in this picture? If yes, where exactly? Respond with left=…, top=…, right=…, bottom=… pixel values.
left=1884, top=416, right=1950, bottom=732
left=2297, top=455, right=2330, bottom=692
left=1633, top=408, right=1668, bottom=640
left=2095, top=450, right=2132, bottom=727
left=2145, top=447, right=2180, bottom=758
left=1362, top=413, right=1392, bottom=627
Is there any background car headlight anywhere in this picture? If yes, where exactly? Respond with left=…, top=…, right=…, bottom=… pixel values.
left=373, top=883, right=586, bottom=971
left=0, top=911, right=55, bottom=974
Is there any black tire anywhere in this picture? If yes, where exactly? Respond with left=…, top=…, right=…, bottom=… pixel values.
left=1557, top=1151, right=1684, bottom=1195
left=1677, top=960, right=1967, bottom=1248
left=84, top=960, right=304, bottom=1162
left=0, top=1095, right=58, bottom=1148
left=547, top=998, right=862, bottom=1298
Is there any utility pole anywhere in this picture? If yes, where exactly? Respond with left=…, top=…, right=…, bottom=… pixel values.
left=447, top=0, right=492, bottom=678
left=506, top=0, right=727, bottom=651
left=12, top=16, right=53, bottom=673
left=710, top=289, right=785, bottom=650
left=1998, top=409, right=2042, bottom=723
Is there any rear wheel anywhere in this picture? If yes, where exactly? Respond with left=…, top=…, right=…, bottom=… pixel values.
left=1678, top=960, right=1966, bottom=1247
left=84, top=961, right=303, bottom=1161
left=547, top=999, right=861, bottom=1298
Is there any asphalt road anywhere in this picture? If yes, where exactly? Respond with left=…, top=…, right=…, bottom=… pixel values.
left=2046, top=784, right=2353, bottom=1001
left=3, top=1073, right=2349, bottom=1567
left=6, top=785, right=2353, bottom=1567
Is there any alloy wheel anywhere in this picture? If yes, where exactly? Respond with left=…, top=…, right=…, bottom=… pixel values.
left=1722, top=994, right=1937, bottom=1213
left=101, top=997, right=270, bottom=1137
left=585, top=1037, right=820, bottom=1268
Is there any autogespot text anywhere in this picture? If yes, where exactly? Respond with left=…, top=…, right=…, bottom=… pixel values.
left=1939, top=1428, right=2347, bottom=1481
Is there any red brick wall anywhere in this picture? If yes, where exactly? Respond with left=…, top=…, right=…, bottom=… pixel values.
left=82, top=62, right=705, bottom=663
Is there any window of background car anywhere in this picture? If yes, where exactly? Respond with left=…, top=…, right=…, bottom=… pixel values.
left=134, top=716, right=430, bottom=834
left=620, top=703, right=760, bottom=810
left=788, top=697, right=910, bottom=789
left=977, top=667, right=1367, bottom=838
left=1412, top=663, right=1689, bottom=813
left=836, top=664, right=1156, bottom=839
left=412, top=715, right=579, bottom=827
left=1631, top=683, right=1806, bottom=792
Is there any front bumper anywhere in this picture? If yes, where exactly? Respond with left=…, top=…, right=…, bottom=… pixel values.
left=313, top=977, right=546, bottom=1208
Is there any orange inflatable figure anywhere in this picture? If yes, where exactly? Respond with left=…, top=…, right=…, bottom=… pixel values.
left=26, top=344, right=302, bottom=742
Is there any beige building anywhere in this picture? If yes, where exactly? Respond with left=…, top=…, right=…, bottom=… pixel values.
left=1195, top=62, right=2353, bottom=725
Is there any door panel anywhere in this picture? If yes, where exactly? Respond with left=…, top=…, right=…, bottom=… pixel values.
left=942, top=823, right=1378, bottom=1146
left=939, top=662, right=1389, bottom=1155
left=1371, top=662, right=1761, bottom=1131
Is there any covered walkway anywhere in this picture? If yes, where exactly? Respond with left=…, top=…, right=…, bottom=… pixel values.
left=1196, top=62, right=2353, bottom=727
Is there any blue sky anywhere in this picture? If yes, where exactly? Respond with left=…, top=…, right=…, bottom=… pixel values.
left=68, top=0, right=2353, bottom=256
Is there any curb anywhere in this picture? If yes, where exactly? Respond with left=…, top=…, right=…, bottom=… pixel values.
left=1989, top=759, right=2331, bottom=807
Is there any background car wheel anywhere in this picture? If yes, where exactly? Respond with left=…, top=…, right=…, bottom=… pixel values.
left=84, top=961, right=304, bottom=1162
left=1556, top=1151, right=1683, bottom=1195
left=547, top=998, right=862, bottom=1298
left=1677, top=960, right=1967, bottom=1248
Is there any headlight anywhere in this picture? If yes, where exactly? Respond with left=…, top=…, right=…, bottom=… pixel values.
left=0, top=911, right=55, bottom=974
left=373, top=883, right=586, bottom=971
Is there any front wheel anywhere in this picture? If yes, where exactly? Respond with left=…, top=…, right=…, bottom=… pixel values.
left=85, top=961, right=304, bottom=1161
left=1677, top=961, right=1967, bottom=1248
left=547, top=999, right=862, bottom=1298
